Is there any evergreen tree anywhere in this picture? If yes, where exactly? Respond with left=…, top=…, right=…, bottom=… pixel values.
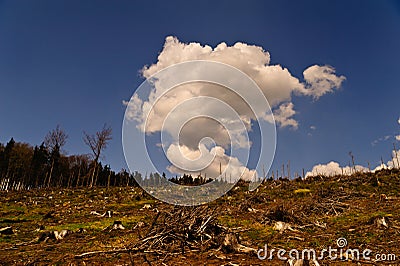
left=7, top=142, right=34, bottom=189
left=0, top=138, right=15, bottom=177
left=30, top=143, right=49, bottom=188
left=47, top=144, right=61, bottom=187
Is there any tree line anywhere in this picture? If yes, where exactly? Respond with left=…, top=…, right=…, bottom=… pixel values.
left=0, top=125, right=218, bottom=190
left=0, top=125, right=140, bottom=190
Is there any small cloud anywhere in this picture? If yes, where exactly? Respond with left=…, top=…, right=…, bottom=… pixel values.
left=300, top=65, right=346, bottom=99
left=272, top=102, right=298, bottom=129
left=373, top=163, right=388, bottom=172
left=371, top=135, right=391, bottom=146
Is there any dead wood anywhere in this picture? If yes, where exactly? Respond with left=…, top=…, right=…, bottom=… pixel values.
left=75, top=248, right=141, bottom=259
left=221, top=233, right=256, bottom=254
left=0, top=226, right=13, bottom=235
left=103, top=220, right=126, bottom=231
left=127, top=205, right=238, bottom=255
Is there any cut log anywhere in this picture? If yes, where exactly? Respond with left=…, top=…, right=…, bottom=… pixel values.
left=90, top=210, right=112, bottom=217
left=112, top=221, right=125, bottom=230
left=141, top=204, right=152, bottom=210
left=0, top=226, right=13, bottom=235
left=103, top=220, right=126, bottom=232
left=273, top=221, right=296, bottom=233
left=221, top=233, right=256, bottom=254
left=54, top=229, right=69, bottom=240
left=375, top=217, right=388, bottom=228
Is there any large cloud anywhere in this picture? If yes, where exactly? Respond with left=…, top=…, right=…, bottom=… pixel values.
left=125, top=36, right=345, bottom=178
left=129, top=36, right=345, bottom=131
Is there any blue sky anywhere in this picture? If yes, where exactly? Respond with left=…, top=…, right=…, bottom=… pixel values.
left=1, top=0, right=400, bottom=176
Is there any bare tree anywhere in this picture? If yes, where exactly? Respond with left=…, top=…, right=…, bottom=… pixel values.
left=83, top=124, right=112, bottom=187
left=44, top=125, right=68, bottom=187
left=44, top=125, right=68, bottom=152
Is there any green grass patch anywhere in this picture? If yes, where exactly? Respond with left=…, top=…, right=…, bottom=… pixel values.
left=46, top=215, right=146, bottom=232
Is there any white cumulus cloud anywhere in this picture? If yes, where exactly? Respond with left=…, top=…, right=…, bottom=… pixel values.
left=300, top=65, right=346, bottom=99
left=126, top=36, right=345, bottom=178
left=307, top=148, right=400, bottom=177
left=387, top=149, right=400, bottom=169
left=270, top=102, right=298, bottom=129
left=306, top=161, right=368, bottom=177
left=131, top=36, right=345, bottom=131
left=167, top=144, right=257, bottom=181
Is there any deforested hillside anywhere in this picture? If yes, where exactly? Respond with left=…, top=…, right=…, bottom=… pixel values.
left=1, top=169, right=399, bottom=265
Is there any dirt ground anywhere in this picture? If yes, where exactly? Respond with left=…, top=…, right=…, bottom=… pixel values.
left=1, top=170, right=400, bottom=265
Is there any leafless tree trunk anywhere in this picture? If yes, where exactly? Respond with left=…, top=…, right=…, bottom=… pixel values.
left=47, top=159, right=54, bottom=187
left=83, top=124, right=112, bottom=187
left=44, top=125, right=68, bottom=187
left=349, top=152, right=356, bottom=174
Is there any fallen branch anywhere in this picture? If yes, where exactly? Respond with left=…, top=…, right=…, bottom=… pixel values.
left=0, top=226, right=13, bottom=235
left=75, top=248, right=139, bottom=259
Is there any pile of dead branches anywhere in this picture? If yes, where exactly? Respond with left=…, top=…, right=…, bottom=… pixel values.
left=301, top=197, right=350, bottom=217
left=75, top=205, right=255, bottom=262
left=129, top=205, right=224, bottom=254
